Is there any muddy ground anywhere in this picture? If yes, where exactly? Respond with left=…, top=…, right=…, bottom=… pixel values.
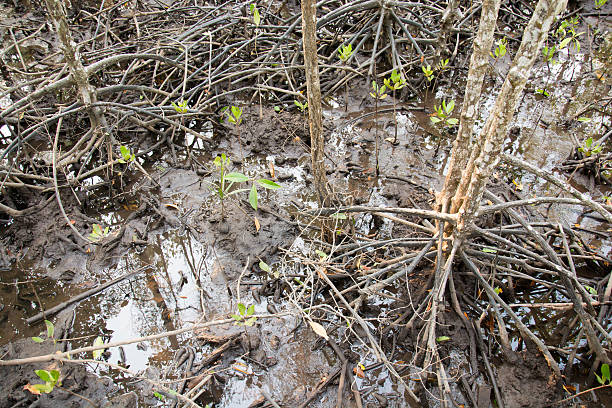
left=1, top=1, right=612, bottom=408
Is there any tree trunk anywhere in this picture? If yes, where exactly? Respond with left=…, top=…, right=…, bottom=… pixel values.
left=453, top=0, right=567, bottom=233
left=301, top=0, right=329, bottom=205
left=437, top=0, right=501, bottom=214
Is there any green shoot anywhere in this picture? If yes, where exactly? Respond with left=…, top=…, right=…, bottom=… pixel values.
left=231, top=303, right=257, bottom=326
left=249, top=4, right=261, bottom=27
left=294, top=100, right=308, bottom=112
left=25, top=369, right=61, bottom=395
left=430, top=99, right=458, bottom=127
left=118, top=145, right=135, bottom=164
left=578, top=137, right=602, bottom=157
left=595, top=363, right=610, bottom=385
left=421, top=65, right=434, bottom=82
left=89, top=224, right=110, bottom=242
left=490, top=37, right=507, bottom=60
left=370, top=81, right=387, bottom=100
left=171, top=100, right=189, bottom=114
left=338, top=43, right=353, bottom=62
left=595, top=0, right=608, bottom=9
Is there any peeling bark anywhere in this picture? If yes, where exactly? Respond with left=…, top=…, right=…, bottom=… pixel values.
left=301, top=0, right=329, bottom=204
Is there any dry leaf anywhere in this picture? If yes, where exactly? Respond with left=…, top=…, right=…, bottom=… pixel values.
left=268, top=161, right=275, bottom=178
left=254, top=216, right=260, bottom=232
left=353, top=365, right=365, bottom=378
left=308, top=320, right=329, bottom=340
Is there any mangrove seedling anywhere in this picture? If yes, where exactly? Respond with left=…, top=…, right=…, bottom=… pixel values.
left=595, top=363, right=611, bottom=385
left=578, top=137, right=602, bottom=157
left=118, top=145, right=135, bottom=164
left=490, top=37, right=507, bottom=60
left=232, top=303, right=257, bottom=327
left=421, top=65, right=434, bottom=82
left=171, top=99, right=189, bottom=114
left=24, top=369, right=61, bottom=395
left=210, top=154, right=281, bottom=218
left=370, top=80, right=388, bottom=176
left=221, top=106, right=245, bottom=166
left=259, top=259, right=279, bottom=278
left=383, top=69, right=407, bottom=144
left=294, top=100, right=308, bottom=112
left=542, top=45, right=557, bottom=65
left=338, top=43, right=354, bottom=110
left=430, top=99, right=458, bottom=128
left=595, top=0, right=608, bottom=9
left=89, top=223, right=110, bottom=242
left=249, top=3, right=260, bottom=27
left=32, top=320, right=55, bottom=344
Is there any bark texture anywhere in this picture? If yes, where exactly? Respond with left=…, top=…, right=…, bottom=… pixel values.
left=437, top=0, right=501, bottom=213
left=453, top=0, right=568, bottom=233
left=301, top=0, right=329, bottom=204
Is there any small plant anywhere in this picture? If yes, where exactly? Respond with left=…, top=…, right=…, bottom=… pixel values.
left=249, top=3, right=261, bottom=27
left=595, top=363, right=611, bottom=385
left=338, top=43, right=354, bottom=110
left=24, top=369, right=60, bottom=395
left=436, top=58, right=450, bottom=72
left=294, top=100, right=308, bottom=112
left=220, top=106, right=245, bottom=165
left=542, top=45, right=557, bottom=64
left=595, top=0, right=608, bottom=9
left=88, top=223, right=110, bottom=242
left=370, top=81, right=388, bottom=176
left=210, top=154, right=281, bottom=217
left=32, top=320, right=55, bottom=344
left=557, top=17, right=583, bottom=52
left=578, top=137, right=602, bottom=157
left=534, top=88, right=550, bottom=97
left=384, top=69, right=407, bottom=144
left=232, top=303, right=257, bottom=326
left=421, top=65, right=434, bottom=82
left=118, top=145, right=135, bottom=163
left=490, top=37, right=508, bottom=60
left=338, top=43, right=353, bottom=62
left=430, top=99, right=458, bottom=128
left=259, top=260, right=279, bottom=278
left=171, top=99, right=189, bottom=114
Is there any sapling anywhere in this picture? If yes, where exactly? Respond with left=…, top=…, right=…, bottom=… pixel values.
left=24, top=369, right=61, bottom=395
left=338, top=43, right=354, bottom=111
left=421, top=65, right=434, bottom=83
left=369, top=81, right=388, bottom=176
left=220, top=106, right=245, bottom=166
left=383, top=69, right=406, bottom=144
left=430, top=99, right=458, bottom=129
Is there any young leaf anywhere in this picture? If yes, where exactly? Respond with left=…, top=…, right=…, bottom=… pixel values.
left=308, top=321, right=329, bottom=340
left=225, top=172, right=249, bottom=183
left=602, top=363, right=610, bottom=382
left=32, top=337, right=44, bottom=343
left=330, top=212, right=347, bottom=220
left=257, top=179, right=281, bottom=189
left=559, top=37, right=572, bottom=49
left=238, top=303, right=246, bottom=316
left=244, top=316, right=257, bottom=326
left=35, top=370, right=53, bottom=383
left=45, top=320, right=54, bottom=339
left=247, top=305, right=255, bottom=316
left=249, top=184, right=258, bottom=210
left=92, top=336, right=105, bottom=360
left=430, top=117, right=442, bottom=124
left=446, top=118, right=458, bottom=126
left=315, top=250, right=327, bottom=260
left=436, top=336, right=451, bottom=343
left=231, top=314, right=242, bottom=321
left=154, top=391, right=165, bottom=401
left=49, top=370, right=60, bottom=383
left=259, top=260, right=271, bottom=273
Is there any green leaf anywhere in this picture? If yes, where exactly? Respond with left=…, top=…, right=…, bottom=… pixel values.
left=238, top=303, right=246, bottom=316
left=244, top=316, right=257, bottom=326
left=225, top=172, right=249, bottom=182
left=45, top=320, right=54, bottom=339
left=253, top=7, right=260, bottom=26
left=231, top=106, right=242, bottom=121
left=49, top=370, right=60, bottom=383
left=247, top=304, right=255, bottom=316
left=274, top=106, right=280, bottom=112
left=430, top=117, right=442, bottom=124
left=259, top=260, right=271, bottom=273
left=257, top=179, right=281, bottom=189
left=446, top=100, right=455, bottom=113
left=436, top=336, right=451, bottom=343
left=231, top=314, right=242, bottom=321
left=92, top=336, right=105, bottom=360
left=35, top=370, right=53, bottom=383
left=584, top=285, right=597, bottom=295
left=315, top=250, right=327, bottom=260
left=249, top=184, right=258, bottom=210
left=154, top=391, right=165, bottom=401
left=481, top=247, right=498, bottom=253
left=559, top=37, right=572, bottom=49
left=577, top=116, right=591, bottom=122
left=330, top=212, right=347, bottom=220
left=32, top=383, right=54, bottom=394
left=602, top=363, right=610, bottom=382
left=32, top=337, right=44, bottom=343
left=446, top=118, right=459, bottom=126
